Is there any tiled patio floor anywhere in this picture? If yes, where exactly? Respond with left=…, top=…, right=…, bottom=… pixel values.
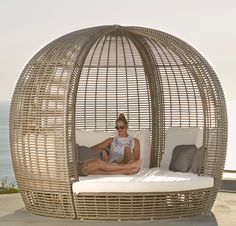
left=212, top=192, right=236, bottom=225
left=0, top=191, right=235, bottom=226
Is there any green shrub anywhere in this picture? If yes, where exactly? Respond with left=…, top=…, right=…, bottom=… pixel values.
left=0, top=177, right=19, bottom=194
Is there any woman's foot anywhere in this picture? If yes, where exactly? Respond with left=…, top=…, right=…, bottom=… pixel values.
left=124, top=166, right=141, bottom=175
left=123, top=160, right=142, bottom=174
left=130, top=159, right=142, bottom=169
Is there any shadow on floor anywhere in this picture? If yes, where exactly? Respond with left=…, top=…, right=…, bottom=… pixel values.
left=221, top=180, right=236, bottom=192
left=0, top=207, right=218, bottom=226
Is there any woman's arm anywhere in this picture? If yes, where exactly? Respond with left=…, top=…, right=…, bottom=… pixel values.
left=123, top=138, right=140, bottom=164
left=90, top=137, right=113, bottom=152
left=133, top=138, right=140, bottom=161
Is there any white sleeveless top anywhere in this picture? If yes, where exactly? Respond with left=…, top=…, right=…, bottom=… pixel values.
left=108, top=135, right=135, bottom=163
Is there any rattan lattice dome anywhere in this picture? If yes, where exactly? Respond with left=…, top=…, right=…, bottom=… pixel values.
left=10, top=25, right=227, bottom=220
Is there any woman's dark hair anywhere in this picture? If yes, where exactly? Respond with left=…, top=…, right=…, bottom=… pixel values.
left=116, top=113, right=128, bottom=126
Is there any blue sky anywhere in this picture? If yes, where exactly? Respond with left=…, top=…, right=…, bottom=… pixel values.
left=0, top=0, right=236, bottom=101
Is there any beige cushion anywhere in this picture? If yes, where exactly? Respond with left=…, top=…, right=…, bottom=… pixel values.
left=160, top=127, right=203, bottom=168
left=169, top=145, right=197, bottom=172
left=77, top=145, right=101, bottom=162
left=192, top=146, right=205, bottom=174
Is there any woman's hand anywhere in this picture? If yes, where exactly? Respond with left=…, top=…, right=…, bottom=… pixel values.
left=102, top=150, right=109, bottom=162
left=122, top=146, right=134, bottom=164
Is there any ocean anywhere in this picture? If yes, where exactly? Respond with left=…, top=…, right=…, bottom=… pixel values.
left=0, top=101, right=15, bottom=183
left=0, top=100, right=235, bottom=184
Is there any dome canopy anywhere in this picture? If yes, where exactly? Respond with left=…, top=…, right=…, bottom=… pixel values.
left=10, top=25, right=227, bottom=219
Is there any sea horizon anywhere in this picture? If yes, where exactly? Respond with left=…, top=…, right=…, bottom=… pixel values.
left=0, top=101, right=15, bottom=183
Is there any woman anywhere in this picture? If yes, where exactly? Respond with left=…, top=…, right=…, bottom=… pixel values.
left=77, top=113, right=141, bottom=176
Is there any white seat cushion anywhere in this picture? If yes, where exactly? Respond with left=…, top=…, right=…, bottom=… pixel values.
left=72, top=167, right=213, bottom=194
left=160, top=127, right=203, bottom=168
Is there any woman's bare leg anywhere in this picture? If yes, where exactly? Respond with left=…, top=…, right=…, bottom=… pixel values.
left=89, top=168, right=139, bottom=175
left=85, top=159, right=142, bottom=175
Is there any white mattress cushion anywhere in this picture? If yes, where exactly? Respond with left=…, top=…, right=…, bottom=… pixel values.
left=72, top=167, right=213, bottom=194
left=160, top=127, right=203, bottom=168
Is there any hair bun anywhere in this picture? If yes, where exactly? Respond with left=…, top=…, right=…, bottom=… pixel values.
left=118, top=113, right=126, bottom=120
left=117, top=113, right=128, bottom=125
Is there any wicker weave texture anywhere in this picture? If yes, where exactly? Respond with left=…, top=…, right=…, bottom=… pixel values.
left=74, top=189, right=213, bottom=220
left=10, top=25, right=227, bottom=219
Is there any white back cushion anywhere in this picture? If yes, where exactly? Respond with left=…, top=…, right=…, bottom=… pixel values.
left=75, top=130, right=112, bottom=147
left=195, top=128, right=204, bottom=148
left=129, top=130, right=151, bottom=168
left=160, top=127, right=203, bottom=168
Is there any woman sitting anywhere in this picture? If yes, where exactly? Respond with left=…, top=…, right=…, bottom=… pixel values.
left=77, top=113, right=141, bottom=176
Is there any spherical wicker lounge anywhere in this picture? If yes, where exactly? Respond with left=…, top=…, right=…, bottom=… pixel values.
left=10, top=25, right=227, bottom=220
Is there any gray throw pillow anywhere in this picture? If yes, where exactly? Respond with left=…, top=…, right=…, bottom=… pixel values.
left=169, top=145, right=197, bottom=172
left=77, top=145, right=101, bottom=162
left=192, top=146, right=205, bottom=174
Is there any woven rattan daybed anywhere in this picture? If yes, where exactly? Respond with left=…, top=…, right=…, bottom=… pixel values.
left=9, top=25, right=227, bottom=220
